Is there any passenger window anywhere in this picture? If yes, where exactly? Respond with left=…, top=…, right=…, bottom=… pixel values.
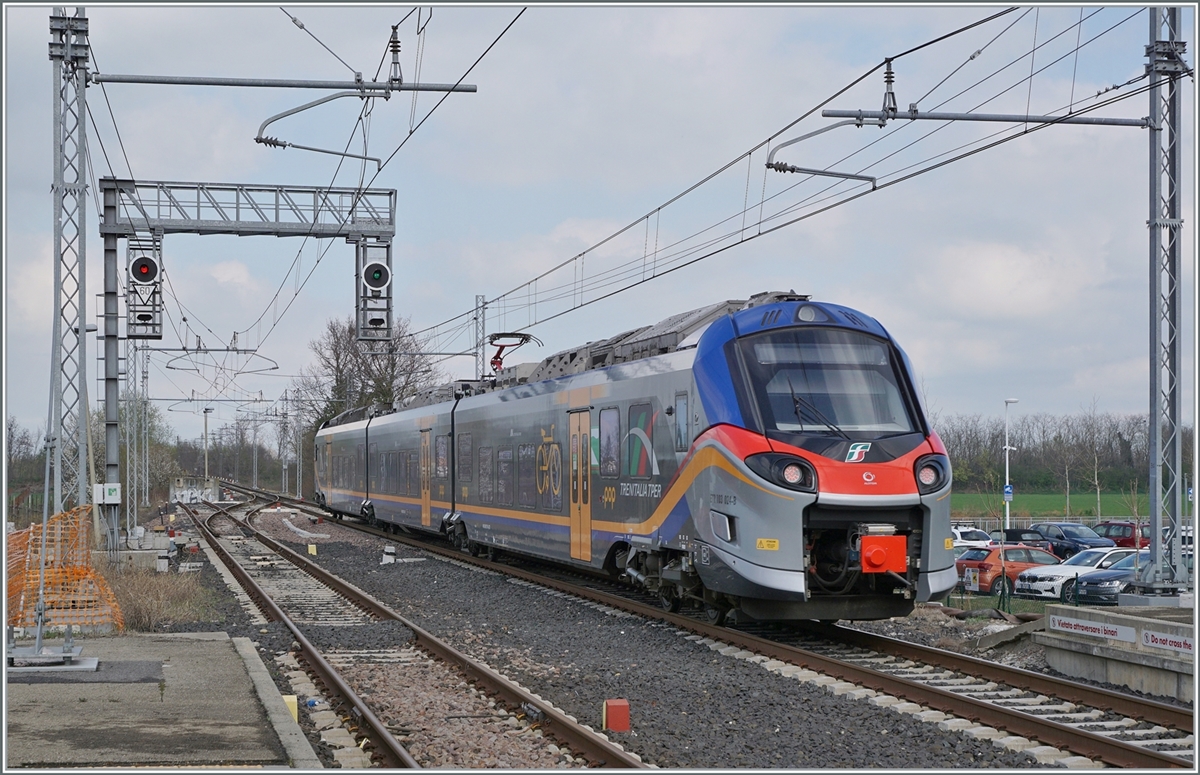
left=540, top=442, right=563, bottom=512
left=457, top=433, right=473, bottom=483
left=599, top=408, right=620, bottom=478
left=674, top=393, right=689, bottom=452
left=478, top=447, right=494, bottom=504
left=518, top=444, right=536, bottom=508
left=496, top=447, right=513, bottom=506
left=435, top=435, right=449, bottom=479
left=627, top=403, right=653, bottom=479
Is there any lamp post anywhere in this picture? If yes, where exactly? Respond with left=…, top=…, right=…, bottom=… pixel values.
left=1004, top=398, right=1019, bottom=530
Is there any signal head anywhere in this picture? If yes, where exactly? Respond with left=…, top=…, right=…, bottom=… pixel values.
left=129, top=255, right=159, bottom=284
left=363, top=261, right=390, bottom=290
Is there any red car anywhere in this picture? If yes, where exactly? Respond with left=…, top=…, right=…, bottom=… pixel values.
left=1092, top=521, right=1151, bottom=548
left=955, top=544, right=1061, bottom=596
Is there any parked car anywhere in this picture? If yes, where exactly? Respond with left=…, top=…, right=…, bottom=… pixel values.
left=1029, top=522, right=1115, bottom=559
left=1014, top=546, right=1138, bottom=603
left=1161, top=524, right=1194, bottom=550
left=1093, top=521, right=1151, bottom=548
left=956, top=545, right=1061, bottom=596
left=1074, top=550, right=1152, bottom=605
left=951, top=525, right=995, bottom=549
left=988, top=528, right=1057, bottom=556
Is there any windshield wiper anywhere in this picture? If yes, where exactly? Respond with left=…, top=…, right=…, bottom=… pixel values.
left=784, top=374, right=851, bottom=440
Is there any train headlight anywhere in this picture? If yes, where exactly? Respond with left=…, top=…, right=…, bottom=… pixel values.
left=745, top=453, right=817, bottom=493
left=913, top=454, right=950, bottom=494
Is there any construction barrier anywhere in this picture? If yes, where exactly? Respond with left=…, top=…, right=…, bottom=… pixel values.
left=6, top=504, right=124, bottom=631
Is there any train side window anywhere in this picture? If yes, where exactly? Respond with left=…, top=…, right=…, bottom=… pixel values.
left=627, top=403, right=653, bottom=479
left=599, top=407, right=620, bottom=479
left=478, top=446, right=494, bottom=504
left=496, top=446, right=514, bottom=506
left=387, top=452, right=398, bottom=495
left=406, top=451, right=418, bottom=496
left=356, top=445, right=364, bottom=492
left=435, top=435, right=449, bottom=479
left=517, top=444, right=536, bottom=508
left=369, top=444, right=379, bottom=493
left=540, top=442, right=563, bottom=512
left=457, top=433, right=473, bottom=483
left=674, top=393, right=689, bottom=451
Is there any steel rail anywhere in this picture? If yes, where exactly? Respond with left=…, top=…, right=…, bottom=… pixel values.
left=207, top=494, right=646, bottom=768
left=184, top=503, right=420, bottom=768
left=232, top=506, right=647, bottom=769
left=330, top=515, right=1192, bottom=769
left=217, top=481, right=1193, bottom=767
left=820, top=622, right=1193, bottom=731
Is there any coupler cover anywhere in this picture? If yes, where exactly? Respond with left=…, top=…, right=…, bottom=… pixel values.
left=860, top=535, right=907, bottom=574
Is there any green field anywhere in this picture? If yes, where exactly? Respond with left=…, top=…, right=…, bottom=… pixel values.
left=949, top=491, right=1154, bottom=523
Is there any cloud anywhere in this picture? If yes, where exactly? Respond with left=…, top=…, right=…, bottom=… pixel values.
left=209, top=260, right=257, bottom=290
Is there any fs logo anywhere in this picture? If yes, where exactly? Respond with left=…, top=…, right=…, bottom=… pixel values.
left=845, top=442, right=871, bottom=463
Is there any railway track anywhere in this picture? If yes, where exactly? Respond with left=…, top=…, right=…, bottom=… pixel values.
left=218, top=480, right=1193, bottom=769
left=183, top=498, right=646, bottom=768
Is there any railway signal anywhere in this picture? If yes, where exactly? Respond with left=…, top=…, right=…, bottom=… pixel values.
left=354, top=238, right=393, bottom=342
left=126, top=240, right=163, bottom=339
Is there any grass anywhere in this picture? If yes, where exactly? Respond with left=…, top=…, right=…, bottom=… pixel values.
left=950, top=491, right=1155, bottom=522
left=942, top=588, right=1063, bottom=618
left=98, top=563, right=220, bottom=631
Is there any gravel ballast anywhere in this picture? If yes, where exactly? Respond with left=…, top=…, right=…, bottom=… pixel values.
left=268, top=524, right=1043, bottom=769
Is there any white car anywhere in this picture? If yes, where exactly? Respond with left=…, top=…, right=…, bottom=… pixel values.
left=951, top=526, right=994, bottom=549
left=1014, top=546, right=1138, bottom=603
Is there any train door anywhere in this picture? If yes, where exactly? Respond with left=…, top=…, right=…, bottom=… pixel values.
left=420, top=430, right=431, bottom=527
left=569, top=410, right=592, bottom=561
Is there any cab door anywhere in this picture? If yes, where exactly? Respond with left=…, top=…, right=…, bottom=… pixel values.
left=569, top=410, right=592, bottom=562
left=420, top=430, right=432, bottom=527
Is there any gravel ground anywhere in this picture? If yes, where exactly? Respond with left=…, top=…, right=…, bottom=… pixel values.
left=154, top=509, right=1188, bottom=767
left=246, top=519, right=1042, bottom=769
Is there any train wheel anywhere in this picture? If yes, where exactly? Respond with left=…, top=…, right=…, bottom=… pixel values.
left=486, top=546, right=500, bottom=562
left=703, top=603, right=728, bottom=626
left=658, top=585, right=683, bottom=613
left=468, top=541, right=482, bottom=558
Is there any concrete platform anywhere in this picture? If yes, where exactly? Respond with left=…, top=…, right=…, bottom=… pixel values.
left=4, top=631, right=321, bottom=768
left=1033, top=604, right=1194, bottom=703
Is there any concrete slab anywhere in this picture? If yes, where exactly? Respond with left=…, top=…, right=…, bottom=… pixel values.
left=4, top=632, right=306, bottom=769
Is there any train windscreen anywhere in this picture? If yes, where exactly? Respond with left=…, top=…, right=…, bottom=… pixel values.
left=737, top=328, right=918, bottom=437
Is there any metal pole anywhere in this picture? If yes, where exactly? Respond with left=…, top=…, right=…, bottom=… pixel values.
left=1146, top=7, right=1185, bottom=590
left=203, top=407, right=212, bottom=482
left=90, top=73, right=476, bottom=92
left=1004, top=399, right=1018, bottom=530
left=102, top=178, right=122, bottom=559
left=48, top=7, right=91, bottom=513
left=253, top=420, right=258, bottom=488
left=475, top=294, right=487, bottom=380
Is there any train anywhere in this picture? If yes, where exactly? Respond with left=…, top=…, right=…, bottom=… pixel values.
left=313, top=291, right=957, bottom=622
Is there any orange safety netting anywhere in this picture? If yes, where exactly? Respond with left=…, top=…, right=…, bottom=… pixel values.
left=6, top=504, right=124, bottom=631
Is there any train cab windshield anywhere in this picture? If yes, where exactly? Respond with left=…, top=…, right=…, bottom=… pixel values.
left=737, top=327, right=919, bottom=440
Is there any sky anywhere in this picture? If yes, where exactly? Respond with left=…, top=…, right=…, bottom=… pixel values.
left=3, top=3, right=1197, bottom=449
